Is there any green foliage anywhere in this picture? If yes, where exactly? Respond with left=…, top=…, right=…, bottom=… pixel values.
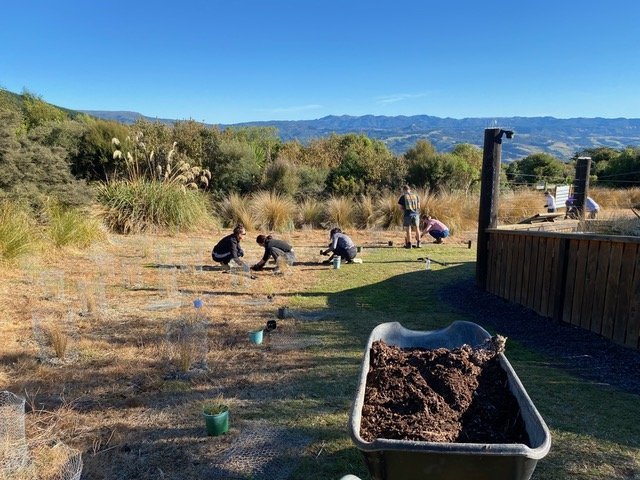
left=44, top=201, right=105, bottom=248
left=97, top=180, right=210, bottom=234
left=505, top=152, right=568, bottom=185
left=376, top=193, right=403, bottom=229
left=71, top=118, right=131, bottom=181
left=208, top=138, right=262, bottom=195
left=598, top=147, right=640, bottom=188
left=21, top=90, right=66, bottom=130
left=262, top=159, right=299, bottom=197
left=0, top=200, right=40, bottom=262
left=203, top=396, right=228, bottom=415
left=0, top=111, right=92, bottom=208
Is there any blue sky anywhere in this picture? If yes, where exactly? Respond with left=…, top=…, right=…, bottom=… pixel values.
left=2, top=1, right=639, bottom=124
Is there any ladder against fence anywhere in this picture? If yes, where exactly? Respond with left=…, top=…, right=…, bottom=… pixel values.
left=485, top=227, right=640, bottom=350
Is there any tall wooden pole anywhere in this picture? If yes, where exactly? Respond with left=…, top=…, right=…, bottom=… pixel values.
left=476, top=128, right=502, bottom=289
left=572, top=157, right=592, bottom=219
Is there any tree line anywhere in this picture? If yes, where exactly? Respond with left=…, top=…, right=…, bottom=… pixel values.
left=1, top=89, right=639, bottom=210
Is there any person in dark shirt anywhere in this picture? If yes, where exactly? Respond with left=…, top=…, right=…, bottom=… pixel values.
left=251, top=235, right=295, bottom=271
left=321, top=227, right=357, bottom=264
left=211, top=225, right=246, bottom=270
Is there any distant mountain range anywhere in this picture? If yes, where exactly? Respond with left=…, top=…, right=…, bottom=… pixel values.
left=83, top=110, right=640, bottom=161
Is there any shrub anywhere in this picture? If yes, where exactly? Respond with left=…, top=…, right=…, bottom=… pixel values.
left=325, top=196, right=354, bottom=228
left=97, top=180, right=210, bottom=234
left=44, top=201, right=105, bottom=248
left=0, top=200, right=40, bottom=262
left=250, top=191, right=295, bottom=232
left=296, top=198, right=325, bottom=228
left=218, top=193, right=255, bottom=230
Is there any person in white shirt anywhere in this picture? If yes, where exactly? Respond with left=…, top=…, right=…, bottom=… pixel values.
left=544, top=191, right=556, bottom=213
left=585, top=196, right=600, bottom=219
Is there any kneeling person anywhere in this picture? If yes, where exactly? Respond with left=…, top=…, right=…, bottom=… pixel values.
left=212, top=225, right=247, bottom=270
left=421, top=215, right=449, bottom=244
left=251, top=235, right=295, bottom=271
left=321, top=228, right=357, bottom=264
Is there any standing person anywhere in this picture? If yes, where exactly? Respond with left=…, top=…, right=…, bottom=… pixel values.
left=251, top=234, right=295, bottom=272
left=211, top=224, right=247, bottom=270
left=321, top=228, right=357, bottom=264
left=421, top=215, right=449, bottom=244
left=544, top=191, right=556, bottom=213
left=585, top=196, right=600, bottom=219
left=398, top=185, right=421, bottom=248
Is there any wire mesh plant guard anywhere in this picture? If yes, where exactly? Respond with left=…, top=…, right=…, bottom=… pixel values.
left=37, top=269, right=66, bottom=301
left=165, top=311, right=209, bottom=372
left=209, top=420, right=312, bottom=480
left=31, top=310, right=79, bottom=365
left=42, top=441, right=83, bottom=480
left=0, top=391, right=29, bottom=475
left=76, top=279, right=107, bottom=318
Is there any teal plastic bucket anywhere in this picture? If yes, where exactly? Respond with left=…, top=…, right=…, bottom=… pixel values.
left=248, top=329, right=264, bottom=345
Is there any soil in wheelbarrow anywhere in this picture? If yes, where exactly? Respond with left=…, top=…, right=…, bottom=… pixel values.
left=360, top=338, right=530, bottom=445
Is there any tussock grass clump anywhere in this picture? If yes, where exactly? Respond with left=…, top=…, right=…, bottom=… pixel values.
left=376, top=194, right=402, bottom=229
left=218, top=193, right=255, bottom=230
left=250, top=191, right=295, bottom=232
left=421, top=191, right=479, bottom=235
left=499, top=189, right=542, bottom=224
left=355, top=194, right=377, bottom=229
left=97, top=180, right=210, bottom=234
left=44, top=201, right=105, bottom=248
left=325, top=196, right=354, bottom=228
left=43, top=324, right=69, bottom=360
left=591, top=186, right=640, bottom=210
left=0, top=200, right=39, bottom=262
left=296, top=198, right=325, bottom=228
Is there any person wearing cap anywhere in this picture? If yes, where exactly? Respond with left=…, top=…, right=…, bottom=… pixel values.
left=421, top=215, right=449, bottom=244
left=320, top=228, right=357, bottom=264
left=211, top=224, right=246, bottom=270
left=544, top=191, right=556, bottom=213
left=251, top=235, right=295, bottom=272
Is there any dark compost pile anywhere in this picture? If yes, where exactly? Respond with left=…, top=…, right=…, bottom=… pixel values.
left=360, top=338, right=530, bottom=445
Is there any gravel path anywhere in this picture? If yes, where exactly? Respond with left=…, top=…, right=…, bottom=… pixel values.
left=443, top=279, right=640, bottom=396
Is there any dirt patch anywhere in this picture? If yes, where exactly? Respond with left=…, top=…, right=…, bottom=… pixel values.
left=360, top=339, right=529, bottom=445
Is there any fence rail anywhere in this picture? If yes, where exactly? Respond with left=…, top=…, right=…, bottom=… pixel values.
left=486, top=228, right=640, bottom=350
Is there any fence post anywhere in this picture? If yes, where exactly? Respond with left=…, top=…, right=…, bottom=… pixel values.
left=477, top=128, right=503, bottom=289
left=573, top=157, right=592, bottom=218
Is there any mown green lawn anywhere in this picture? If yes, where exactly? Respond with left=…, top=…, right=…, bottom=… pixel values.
left=285, top=243, right=640, bottom=479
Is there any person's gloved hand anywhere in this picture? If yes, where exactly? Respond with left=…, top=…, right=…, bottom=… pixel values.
left=238, top=249, right=244, bottom=257
left=250, top=264, right=263, bottom=271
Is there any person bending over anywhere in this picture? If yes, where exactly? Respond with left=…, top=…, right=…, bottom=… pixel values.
left=421, top=215, right=449, bottom=244
left=251, top=235, right=295, bottom=272
left=321, top=228, right=357, bottom=264
left=211, top=224, right=246, bottom=270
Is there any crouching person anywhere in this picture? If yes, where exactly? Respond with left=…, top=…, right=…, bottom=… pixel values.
left=251, top=235, right=295, bottom=272
left=212, top=224, right=247, bottom=270
left=321, top=228, right=357, bottom=264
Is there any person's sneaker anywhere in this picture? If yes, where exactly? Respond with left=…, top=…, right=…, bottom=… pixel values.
left=404, top=243, right=412, bottom=249
left=435, top=238, right=443, bottom=244
left=416, top=241, right=422, bottom=248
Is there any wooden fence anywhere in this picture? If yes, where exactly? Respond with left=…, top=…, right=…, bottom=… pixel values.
left=485, top=226, right=640, bottom=350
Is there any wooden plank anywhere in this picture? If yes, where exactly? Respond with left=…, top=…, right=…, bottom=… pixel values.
left=539, top=237, right=556, bottom=317
left=513, top=234, right=527, bottom=304
left=533, top=237, right=549, bottom=315
left=486, top=233, right=496, bottom=294
left=545, top=237, right=562, bottom=318
left=570, top=239, right=590, bottom=326
left=552, top=237, right=570, bottom=322
left=590, top=240, right=613, bottom=336
left=508, top=234, right=523, bottom=302
left=527, top=236, right=541, bottom=311
left=562, top=238, right=579, bottom=324
left=519, top=235, right=533, bottom=306
left=501, top=234, right=514, bottom=299
left=625, top=245, right=640, bottom=349
left=601, top=243, right=624, bottom=340
left=488, top=228, right=640, bottom=244
left=580, top=240, right=601, bottom=332
left=613, top=243, right=638, bottom=344
left=490, top=232, right=503, bottom=296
